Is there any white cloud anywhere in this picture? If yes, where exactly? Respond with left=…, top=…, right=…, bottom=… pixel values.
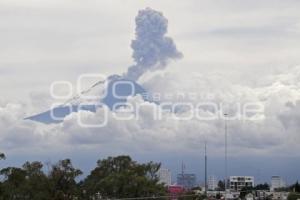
left=1, top=0, right=300, bottom=101
left=1, top=66, right=300, bottom=158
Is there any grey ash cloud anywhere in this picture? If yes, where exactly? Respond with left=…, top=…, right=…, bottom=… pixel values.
left=125, top=8, right=183, bottom=81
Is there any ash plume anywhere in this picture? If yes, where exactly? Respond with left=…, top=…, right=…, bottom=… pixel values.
left=124, top=7, right=183, bottom=81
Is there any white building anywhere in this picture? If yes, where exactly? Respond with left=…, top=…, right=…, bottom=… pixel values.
left=208, top=175, right=218, bottom=190
left=158, top=168, right=172, bottom=186
left=270, top=192, right=289, bottom=200
left=245, top=193, right=254, bottom=200
left=229, top=176, right=254, bottom=191
left=271, top=176, right=286, bottom=191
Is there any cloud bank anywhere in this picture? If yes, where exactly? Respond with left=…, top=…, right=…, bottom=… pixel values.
left=1, top=66, right=300, bottom=158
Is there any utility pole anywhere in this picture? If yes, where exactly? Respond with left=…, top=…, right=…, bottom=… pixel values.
left=182, top=161, right=184, bottom=176
left=205, top=141, right=207, bottom=196
left=224, top=113, right=228, bottom=200
left=181, top=161, right=185, bottom=177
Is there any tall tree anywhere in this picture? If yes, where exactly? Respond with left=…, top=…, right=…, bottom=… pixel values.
left=82, top=155, right=166, bottom=199
left=48, top=159, right=82, bottom=200
left=0, top=167, right=27, bottom=199
left=22, top=161, right=51, bottom=200
left=240, top=186, right=254, bottom=199
left=217, top=180, right=225, bottom=191
left=0, top=153, right=5, bottom=160
left=290, top=181, right=300, bottom=193
left=0, top=152, right=6, bottom=199
left=0, top=161, right=51, bottom=200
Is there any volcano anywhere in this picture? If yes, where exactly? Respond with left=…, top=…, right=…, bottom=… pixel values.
left=26, top=75, right=151, bottom=124
left=26, top=7, right=182, bottom=124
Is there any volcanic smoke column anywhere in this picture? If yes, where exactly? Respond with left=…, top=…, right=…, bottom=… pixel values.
left=125, top=8, right=183, bottom=81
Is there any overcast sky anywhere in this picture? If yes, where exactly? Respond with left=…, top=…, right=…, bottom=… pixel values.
left=0, top=0, right=300, bottom=183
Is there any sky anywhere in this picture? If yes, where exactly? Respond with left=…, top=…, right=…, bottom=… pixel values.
left=0, top=0, right=300, bottom=184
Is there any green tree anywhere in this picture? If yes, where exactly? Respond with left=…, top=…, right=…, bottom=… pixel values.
left=290, top=181, right=300, bottom=193
left=217, top=180, right=225, bottom=191
left=0, top=161, right=51, bottom=200
left=288, top=192, right=300, bottom=200
left=48, top=159, right=82, bottom=200
left=22, top=161, right=51, bottom=200
left=254, top=183, right=270, bottom=190
left=0, top=153, right=5, bottom=160
left=0, top=152, right=5, bottom=198
left=82, top=155, right=167, bottom=199
left=240, top=186, right=254, bottom=199
left=0, top=167, right=27, bottom=199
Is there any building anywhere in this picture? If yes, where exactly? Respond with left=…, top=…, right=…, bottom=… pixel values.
left=208, top=175, right=218, bottom=190
left=158, top=168, right=172, bottom=185
left=245, top=193, right=254, bottom=200
left=229, top=176, right=254, bottom=191
left=270, top=192, right=289, bottom=200
left=177, top=173, right=197, bottom=189
left=255, top=190, right=268, bottom=200
left=271, top=176, right=286, bottom=191
left=168, top=185, right=185, bottom=200
left=226, top=192, right=240, bottom=200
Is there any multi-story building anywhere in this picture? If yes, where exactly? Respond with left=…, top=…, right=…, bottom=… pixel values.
left=271, top=176, right=286, bottom=191
left=177, top=173, right=197, bottom=189
left=208, top=175, right=218, bottom=190
left=229, top=176, right=254, bottom=191
left=158, top=168, right=172, bottom=185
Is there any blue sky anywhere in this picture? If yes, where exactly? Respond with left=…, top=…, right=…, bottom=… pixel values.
left=0, top=0, right=300, bottom=184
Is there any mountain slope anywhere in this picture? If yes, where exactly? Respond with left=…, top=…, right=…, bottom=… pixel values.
left=26, top=75, right=151, bottom=124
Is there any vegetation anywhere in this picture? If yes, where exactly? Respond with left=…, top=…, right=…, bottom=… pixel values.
left=0, top=154, right=169, bottom=200
left=288, top=182, right=300, bottom=200
left=217, top=180, right=225, bottom=191
left=0, top=153, right=5, bottom=160
left=82, top=155, right=166, bottom=199
left=178, top=190, right=205, bottom=200
left=290, top=181, right=300, bottom=193
left=254, top=183, right=270, bottom=190
left=240, top=186, right=254, bottom=199
left=288, top=192, right=300, bottom=200
left=239, top=183, right=270, bottom=199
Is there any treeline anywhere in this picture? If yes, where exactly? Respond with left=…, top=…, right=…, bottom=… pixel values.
left=0, top=154, right=167, bottom=200
left=287, top=182, right=300, bottom=200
